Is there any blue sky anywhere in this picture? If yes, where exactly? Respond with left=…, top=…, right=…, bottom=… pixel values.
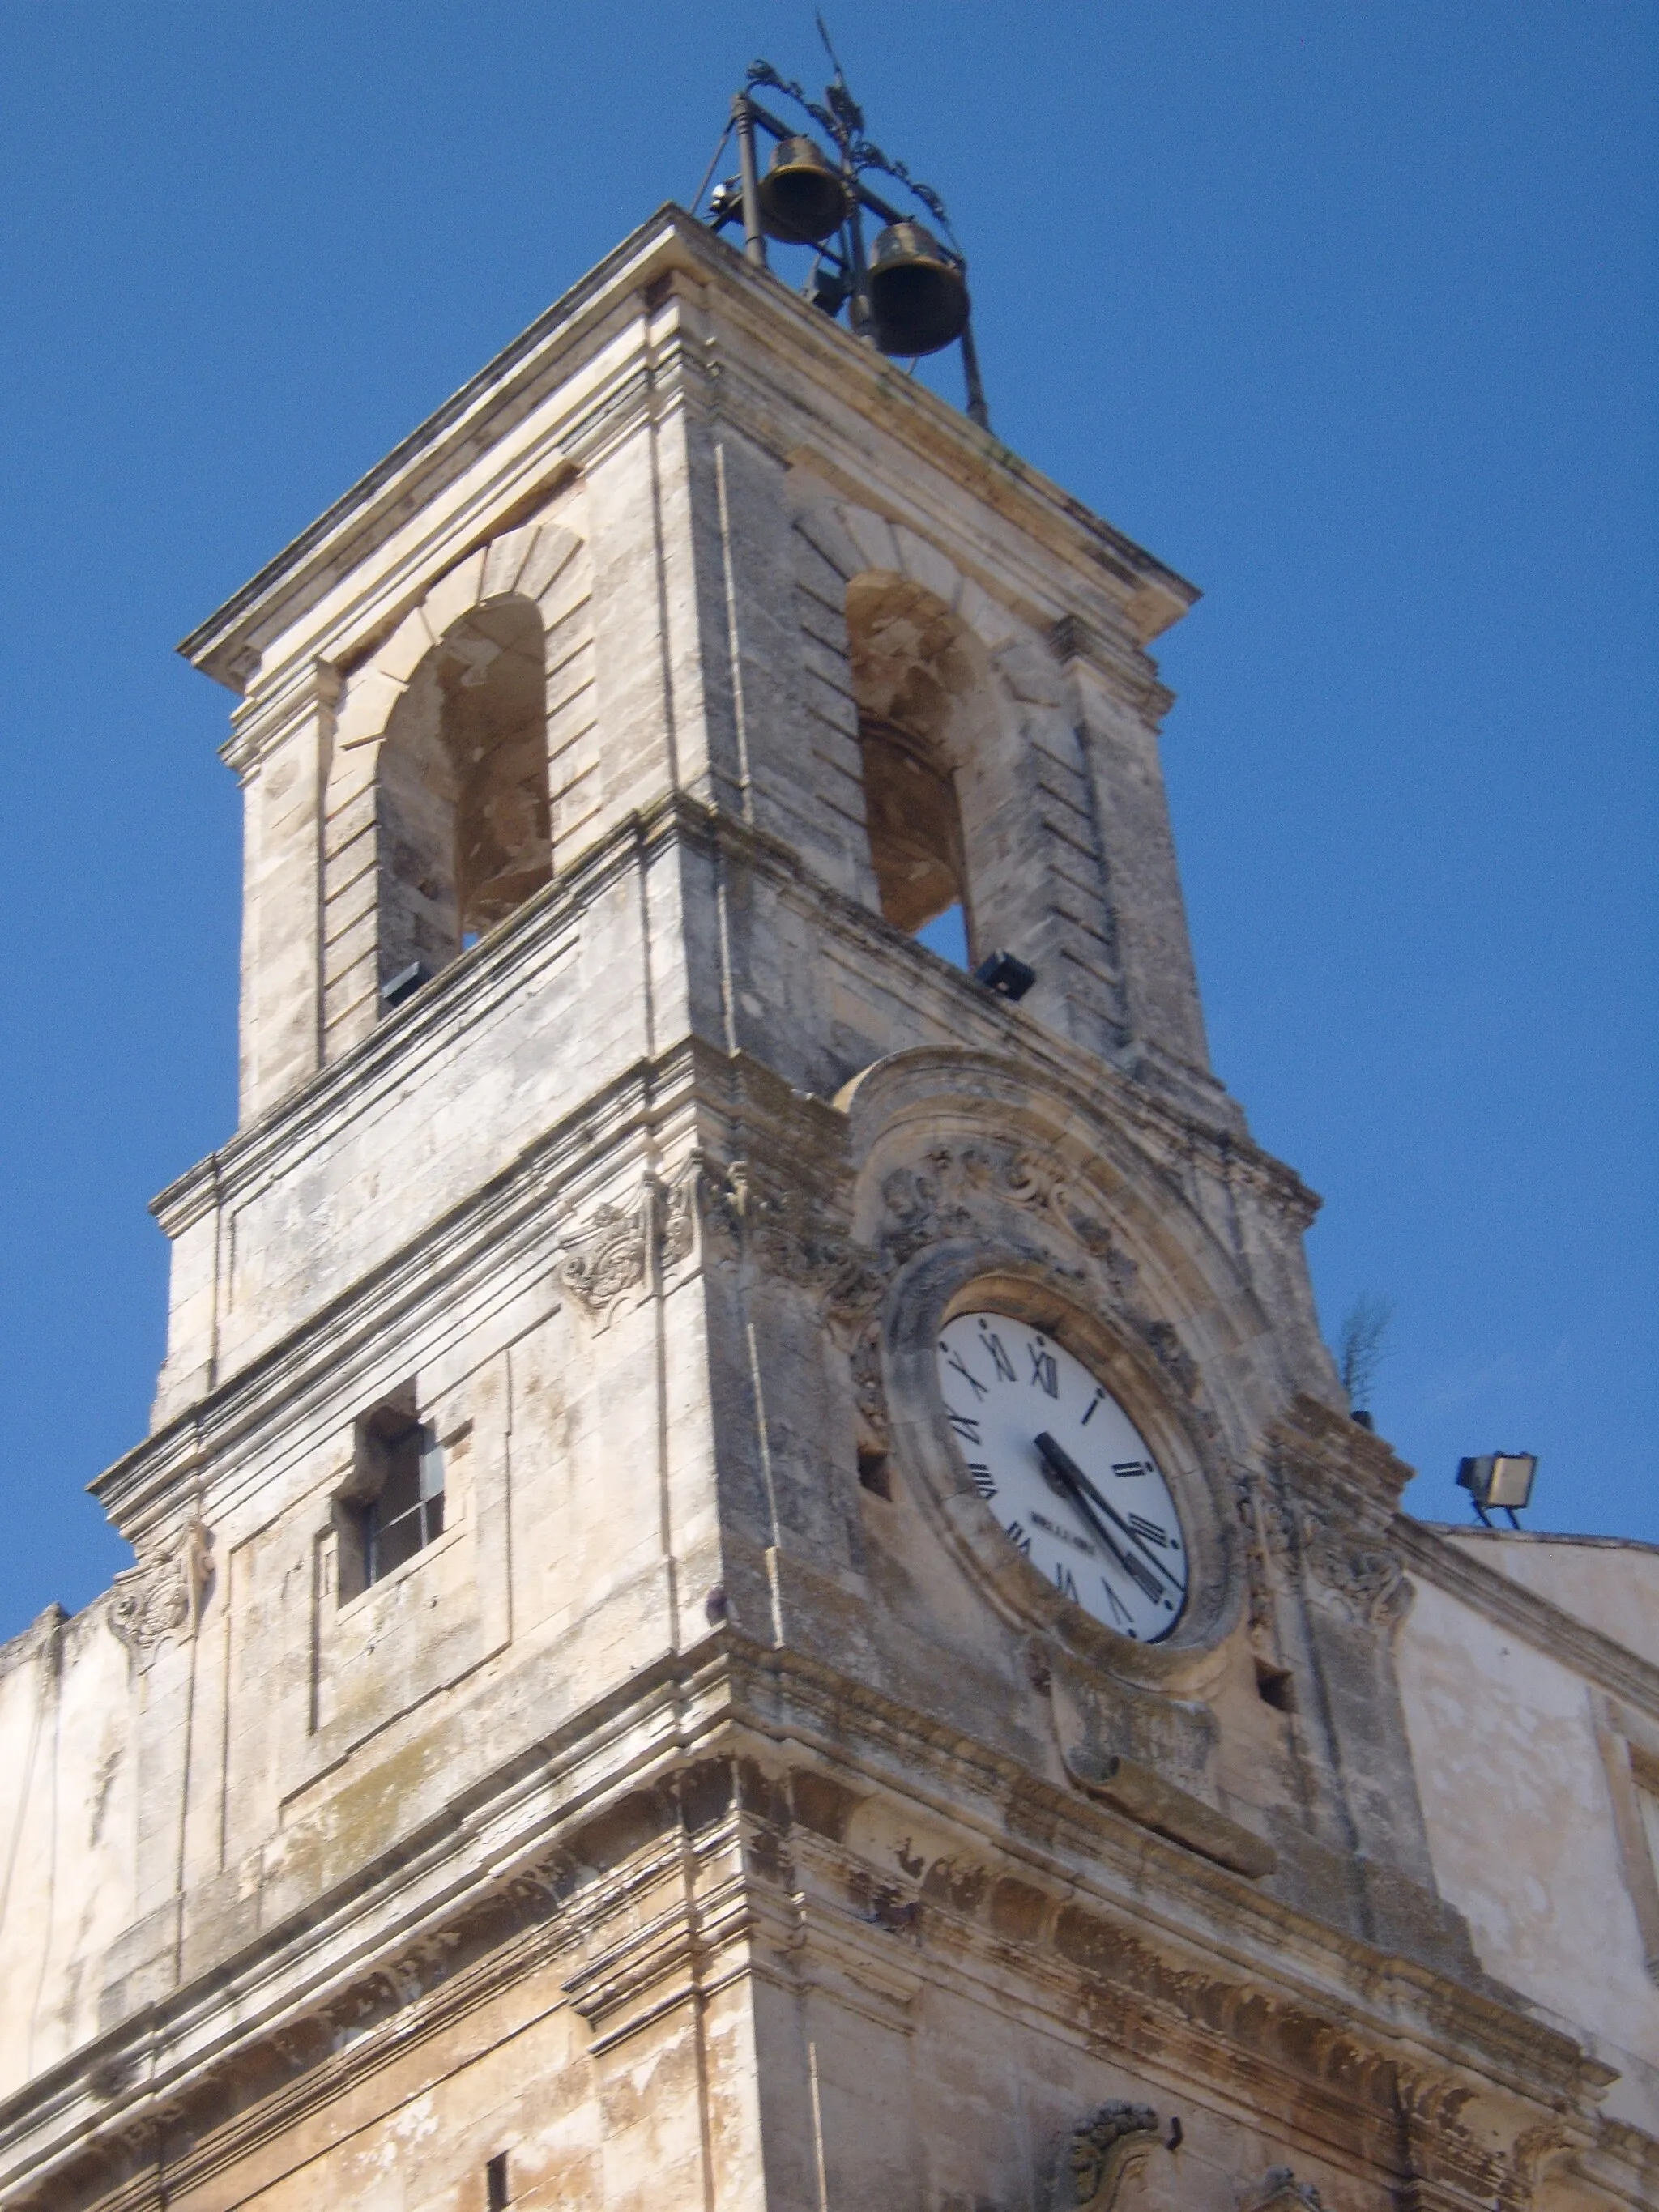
left=2, top=3, right=1654, bottom=1641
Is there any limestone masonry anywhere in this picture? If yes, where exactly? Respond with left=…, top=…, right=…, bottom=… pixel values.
left=0, top=207, right=1653, bottom=2212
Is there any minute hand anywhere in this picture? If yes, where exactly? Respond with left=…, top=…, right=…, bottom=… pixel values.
left=1032, top=1431, right=1161, bottom=1603
left=1034, top=1432, right=1182, bottom=1596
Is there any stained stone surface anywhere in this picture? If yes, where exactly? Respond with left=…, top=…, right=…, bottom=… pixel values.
left=0, top=208, right=1652, bottom=2212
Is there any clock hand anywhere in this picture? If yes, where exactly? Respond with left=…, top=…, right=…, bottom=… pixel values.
left=1034, top=1432, right=1182, bottom=1598
left=1032, top=1432, right=1163, bottom=1604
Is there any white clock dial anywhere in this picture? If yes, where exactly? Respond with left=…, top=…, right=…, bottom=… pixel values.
left=936, top=1310, right=1188, bottom=1642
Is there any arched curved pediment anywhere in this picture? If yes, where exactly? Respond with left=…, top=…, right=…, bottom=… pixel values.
left=834, top=1045, right=1287, bottom=1396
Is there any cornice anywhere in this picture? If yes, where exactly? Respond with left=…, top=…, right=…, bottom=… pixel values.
left=0, top=1634, right=1607, bottom=2209
left=178, top=207, right=1196, bottom=697
left=1393, top=1517, right=1659, bottom=1723
left=105, top=1038, right=706, bottom=1536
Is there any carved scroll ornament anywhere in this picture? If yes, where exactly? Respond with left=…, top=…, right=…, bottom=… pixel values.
left=109, top=1517, right=211, bottom=1656
left=559, top=1193, right=650, bottom=1319
left=1240, top=2167, right=1327, bottom=2212
left=1052, top=2103, right=1161, bottom=2212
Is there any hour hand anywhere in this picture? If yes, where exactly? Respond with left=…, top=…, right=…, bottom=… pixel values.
left=1034, top=1432, right=1170, bottom=1604
left=1033, top=1432, right=1137, bottom=1568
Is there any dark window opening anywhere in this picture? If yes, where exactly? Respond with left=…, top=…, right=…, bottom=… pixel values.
left=857, top=714, right=968, bottom=942
left=337, top=1390, right=446, bottom=1601
left=486, top=2152, right=510, bottom=2210
left=1255, top=1660, right=1297, bottom=1714
left=857, top=1447, right=893, bottom=1500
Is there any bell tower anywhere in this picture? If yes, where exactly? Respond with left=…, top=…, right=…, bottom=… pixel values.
left=0, top=65, right=1625, bottom=2212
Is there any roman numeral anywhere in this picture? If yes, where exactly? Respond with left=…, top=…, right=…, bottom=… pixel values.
left=946, top=1411, right=983, bottom=1444
left=1004, top=1519, right=1032, bottom=1556
left=1122, top=1552, right=1163, bottom=1604
left=1111, top=1460, right=1151, bottom=1480
left=1098, top=1577, right=1132, bottom=1628
left=1053, top=1562, right=1079, bottom=1602
left=1080, top=1387, right=1106, bottom=1427
left=1127, top=1513, right=1171, bottom=1549
left=1028, top=1343, right=1058, bottom=1397
left=979, top=1325, right=1017, bottom=1382
left=967, top=1464, right=997, bottom=1498
left=942, top=1347, right=987, bottom=1400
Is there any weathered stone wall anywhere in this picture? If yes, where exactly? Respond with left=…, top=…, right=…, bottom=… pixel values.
left=2, top=210, right=1651, bottom=2212
left=1396, top=1528, right=1659, bottom=2137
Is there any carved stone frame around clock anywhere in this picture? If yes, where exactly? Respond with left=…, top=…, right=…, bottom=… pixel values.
left=881, top=1242, right=1241, bottom=1698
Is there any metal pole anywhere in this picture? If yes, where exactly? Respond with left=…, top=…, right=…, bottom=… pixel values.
left=732, top=96, right=767, bottom=268
left=961, top=316, right=990, bottom=431
left=847, top=200, right=872, bottom=340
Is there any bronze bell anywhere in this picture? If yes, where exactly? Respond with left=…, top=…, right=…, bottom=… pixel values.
left=867, top=220, right=970, bottom=356
left=756, top=134, right=849, bottom=246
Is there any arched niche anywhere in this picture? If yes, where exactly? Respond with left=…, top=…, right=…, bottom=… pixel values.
left=320, top=510, right=592, bottom=1057
left=791, top=498, right=1067, bottom=965
left=376, top=596, right=550, bottom=990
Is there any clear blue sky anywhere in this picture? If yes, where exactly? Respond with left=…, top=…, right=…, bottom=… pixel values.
left=2, top=3, right=1653, bottom=1642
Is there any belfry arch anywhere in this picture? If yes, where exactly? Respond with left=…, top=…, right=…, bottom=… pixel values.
left=791, top=497, right=1073, bottom=971
left=375, top=595, right=551, bottom=991
left=321, top=510, right=592, bottom=1059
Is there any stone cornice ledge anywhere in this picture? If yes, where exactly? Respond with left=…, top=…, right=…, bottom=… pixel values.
left=0, top=1634, right=1609, bottom=2208
left=1393, top=1516, right=1659, bottom=1722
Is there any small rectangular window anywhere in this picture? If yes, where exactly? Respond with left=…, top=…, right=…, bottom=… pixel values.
left=365, top=1418, right=445, bottom=1583
left=487, top=2151, right=510, bottom=2209
left=337, top=1389, right=446, bottom=1601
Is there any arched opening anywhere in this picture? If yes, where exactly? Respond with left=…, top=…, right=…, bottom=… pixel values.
left=376, top=598, right=549, bottom=1002
left=846, top=573, right=978, bottom=965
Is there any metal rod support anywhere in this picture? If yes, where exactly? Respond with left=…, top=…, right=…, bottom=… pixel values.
left=846, top=201, right=873, bottom=342
left=732, top=96, right=767, bottom=268
left=961, top=317, right=991, bottom=431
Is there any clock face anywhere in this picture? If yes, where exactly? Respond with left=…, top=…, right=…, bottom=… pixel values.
left=936, top=1310, right=1188, bottom=1642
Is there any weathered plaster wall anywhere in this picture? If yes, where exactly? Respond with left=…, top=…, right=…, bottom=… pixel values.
left=1441, top=1531, right=1659, bottom=1673
left=1396, top=1555, right=1659, bottom=2133
left=0, top=1602, right=137, bottom=2099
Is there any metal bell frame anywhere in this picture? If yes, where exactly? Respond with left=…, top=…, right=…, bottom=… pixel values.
left=698, top=47, right=991, bottom=433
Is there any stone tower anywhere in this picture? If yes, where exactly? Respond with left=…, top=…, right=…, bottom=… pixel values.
left=0, top=206, right=1640, bottom=2212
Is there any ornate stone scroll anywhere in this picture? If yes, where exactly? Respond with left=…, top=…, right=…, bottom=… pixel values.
left=1297, top=1504, right=1411, bottom=1628
left=559, top=1191, right=650, bottom=1319
left=1240, top=2167, right=1326, bottom=2212
left=1051, top=2103, right=1162, bottom=2212
left=109, top=1517, right=212, bottom=1656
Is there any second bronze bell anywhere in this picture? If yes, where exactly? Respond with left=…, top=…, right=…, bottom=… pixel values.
left=868, top=221, right=970, bottom=357
left=757, top=135, right=849, bottom=246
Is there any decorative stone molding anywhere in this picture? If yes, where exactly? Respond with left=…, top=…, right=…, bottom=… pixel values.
left=1592, top=1693, right=1659, bottom=1984
left=1297, top=1505, right=1412, bottom=1628
left=1052, top=2103, right=1161, bottom=2212
left=559, top=1191, right=650, bottom=1319
left=878, top=1141, right=1117, bottom=1281
left=108, top=1518, right=211, bottom=1656
left=1264, top=1395, right=1416, bottom=1633
left=1240, top=2167, right=1326, bottom=2212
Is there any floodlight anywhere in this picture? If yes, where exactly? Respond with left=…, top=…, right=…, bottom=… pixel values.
left=974, top=950, right=1036, bottom=1002
left=1456, top=1453, right=1538, bottom=1528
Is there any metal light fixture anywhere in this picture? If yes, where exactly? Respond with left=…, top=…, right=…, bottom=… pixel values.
left=974, top=950, right=1036, bottom=1002
left=1456, top=1452, right=1538, bottom=1528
